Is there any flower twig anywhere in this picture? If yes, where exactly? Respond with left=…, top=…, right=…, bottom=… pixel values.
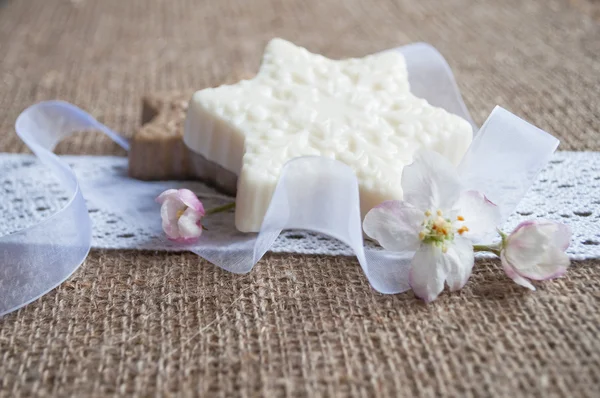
left=472, top=244, right=501, bottom=256
left=473, top=245, right=502, bottom=257
left=205, top=202, right=236, bottom=215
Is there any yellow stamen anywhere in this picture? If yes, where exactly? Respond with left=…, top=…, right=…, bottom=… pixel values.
left=437, top=209, right=443, bottom=216
left=419, top=231, right=426, bottom=240
left=442, top=245, right=448, bottom=253
left=424, top=210, right=432, bottom=217
left=176, top=209, right=185, bottom=219
left=458, top=226, right=470, bottom=235
left=457, top=215, right=465, bottom=221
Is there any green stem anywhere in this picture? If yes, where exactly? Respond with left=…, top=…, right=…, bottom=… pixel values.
left=499, top=229, right=508, bottom=248
left=473, top=244, right=501, bottom=257
left=205, top=202, right=236, bottom=215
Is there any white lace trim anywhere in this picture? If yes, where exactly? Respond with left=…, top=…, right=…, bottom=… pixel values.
left=1, top=152, right=598, bottom=259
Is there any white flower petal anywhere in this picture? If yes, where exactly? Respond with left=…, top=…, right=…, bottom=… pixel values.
left=504, top=221, right=571, bottom=280
left=401, top=150, right=462, bottom=211
left=409, top=244, right=447, bottom=302
left=177, top=189, right=205, bottom=214
left=161, top=198, right=184, bottom=222
left=518, top=247, right=570, bottom=281
left=504, top=224, right=546, bottom=266
left=177, top=207, right=203, bottom=239
left=160, top=198, right=185, bottom=239
left=501, top=220, right=568, bottom=287
left=455, top=190, right=502, bottom=240
left=535, top=221, right=572, bottom=251
left=501, top=251, right=536, bottom=290
left=156, top=189, right=178, bottom=204
left=443, top=236, right=475, bottom=292
left=363, top=201, right=423, bottom=252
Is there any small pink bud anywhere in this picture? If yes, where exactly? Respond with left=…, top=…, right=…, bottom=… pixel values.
left=156, top=189, right=205, bottom=242
left=500, top=220, right=571, bottom=290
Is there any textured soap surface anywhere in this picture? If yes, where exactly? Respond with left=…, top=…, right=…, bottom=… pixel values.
left=184, top=39, right=473, bottom=232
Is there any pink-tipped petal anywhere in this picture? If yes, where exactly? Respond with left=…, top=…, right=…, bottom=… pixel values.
left=501, top=251, right=536, bottom=290
left=401, top=149, right=462, bottom=211
left=536, top=221, right=572, bottom=251
left=177, top=207, right=203, bottom=239
left=443, top=236, right=475, bottom=292
left=511, top=220, right=571, bottom=250
left=160, top=198, right=185, bottom=239
left=555, top=223, right=572, bottom=251
left=409, top=244, right=447, bottom=303
left=177, top=189, right=205, bottom=215
left=504, top=221, right=571, bottom=281
left=161, top=198, right=185, bottom=222
left=156, top=189, right=178, bottom=204
left=455, top=190, right=502, bottom=239
left=517, top=247, right=570, bottom=281
left=510, top=220, right=537, bottom=234
left=363, top=201, right=423, bottom=252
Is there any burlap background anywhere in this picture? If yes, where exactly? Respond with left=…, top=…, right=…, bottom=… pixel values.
left=1, top=0, right=599, bottom=396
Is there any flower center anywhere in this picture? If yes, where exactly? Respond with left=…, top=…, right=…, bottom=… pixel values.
left=419, top=210, right=468, bottom=252
left=176, top=208, right=186, bottom=219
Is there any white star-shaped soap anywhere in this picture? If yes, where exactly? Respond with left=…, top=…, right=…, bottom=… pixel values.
left=184, top=39, right=473, bottom=232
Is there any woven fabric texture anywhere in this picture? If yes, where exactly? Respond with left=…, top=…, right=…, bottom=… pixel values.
left=1, top=0, right=599, bottom=396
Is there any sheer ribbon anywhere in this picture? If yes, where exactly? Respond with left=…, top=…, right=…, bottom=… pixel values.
left=1, top=43, right=559, bottom=316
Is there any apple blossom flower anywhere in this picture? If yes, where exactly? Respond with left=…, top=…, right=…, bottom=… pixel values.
left=156, top=189, right=205, bottom=242
left=363, top=150, right=501, bottom=302
left=500, top=220, right=571, bottom=290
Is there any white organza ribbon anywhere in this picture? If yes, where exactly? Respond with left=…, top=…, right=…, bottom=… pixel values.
left=0, top=43, right=559, bottom=316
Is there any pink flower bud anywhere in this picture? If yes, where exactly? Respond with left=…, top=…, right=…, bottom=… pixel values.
left=501, top=220, right=571, bottom=290
left=156, top=189, right=205, bottom=243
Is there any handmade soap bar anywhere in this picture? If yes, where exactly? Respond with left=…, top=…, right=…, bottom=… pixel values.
left=184, top=38, right=473, bottom=232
